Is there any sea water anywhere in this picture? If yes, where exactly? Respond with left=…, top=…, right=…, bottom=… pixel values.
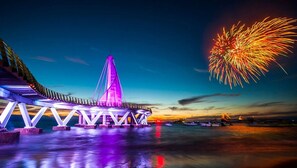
left=1, top=123, right=297, bottom=168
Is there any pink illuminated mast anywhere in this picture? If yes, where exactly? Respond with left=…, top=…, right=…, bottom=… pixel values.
left=93, top=55, right=123, bottom=106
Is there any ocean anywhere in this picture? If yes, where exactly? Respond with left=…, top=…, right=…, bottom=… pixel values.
left=1, top=117, right=297, bottom=168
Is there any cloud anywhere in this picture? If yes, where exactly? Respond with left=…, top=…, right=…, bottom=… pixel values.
left=46, top=85, right=65, bottom=88
left=126, top=102, right=161, bottom=106
left=125, top=102, right=161, bottom=110
left=194, top=68, right=208, bottom=73
left=64, top=92, right=74, bottom=96
left=203, top=106, right=218, bottom=111
left=138, top=65, right=157, bottom=73
left=264, top=111, right=297, bottom=117
left=90, top=47, right=100, bottom=52
left=202, top=106, right=227, bottom=111
left=247, top=101, right=285, bottom=108
left=203, top=106, right=215, bottom=111
left=178, top=93, right=240, bottom=106
left=31, top=56, right=55, bottom=62
left=137, top=103, right=161, bottom=106
left=186, top=110, right=297, bottom=121
left=65, top=56, right=89, bottom=65
left=168, top=106, right=194, bottom=111
left=237, top=111, right=297, bottom=119
left=279, top=74, right=297, bottom=81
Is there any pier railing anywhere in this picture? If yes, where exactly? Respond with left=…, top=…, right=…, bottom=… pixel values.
left=0, top=39, right=151, bottom=111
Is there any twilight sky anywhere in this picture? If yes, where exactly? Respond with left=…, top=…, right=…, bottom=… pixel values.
left=1, top=0, right=297, bottom=120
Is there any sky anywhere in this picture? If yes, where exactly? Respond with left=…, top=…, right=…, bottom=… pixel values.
left=1, top=0, right=297, bottom=121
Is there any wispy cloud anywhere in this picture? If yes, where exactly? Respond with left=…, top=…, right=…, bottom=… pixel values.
left=178, top=93, right=240, bottom=106
left=136, top=103, right=161, bottom=106
left=150, top=106, right=160, bottom=110
left=247, top=101, right=285, bottom=108
left=126, top=102, right=161, bottom=109
left=203, top=106, right=215, bottom=111
left=31, top=56, right=55, bottom=62
left=65, top=56, right=89, bottom=66
left=203, top=106, right=225, bottom=110
left=187, top=110, right=297, bottom=121
left=279, top=74, right=297, bottom=81
left=168, top=106, right=194, bottom=111
left=235, top=110, right=297, bottom=118
left=194, top=68, right=208, bottom=73
left=262, top=111, right=297, bottom=117
left=138, top=65, right=157, bottom=73
left=46, top=85, right=65, bottom=88
left=126, top=102, right=161, bottom=106
left=90, top=47, right=100, bottom=52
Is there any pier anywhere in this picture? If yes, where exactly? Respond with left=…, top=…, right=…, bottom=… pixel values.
left=0, top=39, right=152, bottom=141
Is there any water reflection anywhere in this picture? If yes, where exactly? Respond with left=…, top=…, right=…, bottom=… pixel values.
left=155, top=124, right=161, bottom=144
left=0, top=127, right=154, bottom=168
left=156, top=155, right=165, bottom=168
left=0, top=125, right=297, bottom=167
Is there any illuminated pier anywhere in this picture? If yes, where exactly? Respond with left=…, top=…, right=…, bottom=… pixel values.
left=0, top=39, right=152, bottom=137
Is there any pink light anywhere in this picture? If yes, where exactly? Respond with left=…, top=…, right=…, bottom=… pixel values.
left=99, top=55, right=123, bottom=106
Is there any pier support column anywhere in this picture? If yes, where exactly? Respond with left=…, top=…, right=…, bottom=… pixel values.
left=121, top=112, right=131, bottom=128
left=103, top=114, right=106, bottom=125
left=0, top=101, right=17, bottom=128
left=14, top=103, right=46, bottom=134
left=83, top=117, right=86, bottom=125
left=131, top=113, right=136, bottom=124
left=51, top=108, right=76, bottom=131
left=80, top=110, right=97, bottom=129
left=0, top=102, right=20, bottom=143
left=130, top=112, right=140, bottom=127
left=91, top=113, right=95, bottom=120
left=84, top=114, right=97, bottom=129
left=99, top=114, right=108, bottom=128
left=122, top=118, right=130, bottom=127
left=143, top=116, right=148, bottom=125
left=112, top=114, right=122, bottom=128
left=14, top=127, right=43, bottom=134
left=141, top=116, right=149, bottom=126
left=79, top=114, right=83, bottom=124
left=137, top=114, right=145, bottom=125
left=0, top=130, right=20, bottom=144
left=75, top=114, right=85, bottom=127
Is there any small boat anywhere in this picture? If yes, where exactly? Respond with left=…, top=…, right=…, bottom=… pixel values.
left=200, top=122, right=221, bottom=127
left=182, top=121, right=198, bottom=126
left=211, top=123, right=221, bottom=127
left=165, top=123, right=173, bottom=127
left=200, top=122, right=212, bottom=127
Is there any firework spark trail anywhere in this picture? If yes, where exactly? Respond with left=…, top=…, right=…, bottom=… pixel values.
left=209, top=17, right=297, bottom=88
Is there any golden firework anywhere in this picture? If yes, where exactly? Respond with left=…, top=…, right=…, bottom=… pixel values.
left=209, top=17, right=297, bottom=88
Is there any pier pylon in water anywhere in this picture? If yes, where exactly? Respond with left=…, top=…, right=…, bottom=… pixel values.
left=93, top=55, right=123, bottom=106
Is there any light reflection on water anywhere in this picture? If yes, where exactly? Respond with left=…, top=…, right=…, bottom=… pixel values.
left=1, top=125, right=297, bottom=168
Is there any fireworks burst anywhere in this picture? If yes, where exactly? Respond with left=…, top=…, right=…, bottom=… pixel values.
left=209, top=17, right=297, bottom=88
